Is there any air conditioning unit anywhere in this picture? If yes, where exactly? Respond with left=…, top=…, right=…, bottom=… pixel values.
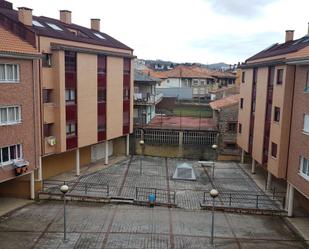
left=47, top=137, right=56, bottom=146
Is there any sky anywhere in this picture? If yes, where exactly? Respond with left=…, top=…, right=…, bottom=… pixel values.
left=10, top=0, right=309, bottom=64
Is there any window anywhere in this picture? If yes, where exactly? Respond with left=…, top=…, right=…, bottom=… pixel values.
left=0, top=144, right=22, bottom=166
left=123, top=58, right=131, bottom=75
left=42, top=53, right=52, bottom=67
left=193, top=88, right=198, bottom=94
left=274, top=107, right=280, bottom=122
left=271, top=142, right=277, bottom=158
left=303, top=114, right=309, bottom=134
left=66, top=123, right=76, bottom=137
left=193, top=79, right=199, bottom=86
left=43, top=89, right=53, bottom=103
left=98, top=88, right=106, bottom=102
left=32, top=20, right=44, bottom=27
left=0, top=106, right=21, bottom=125
left=123, top=88, right=130, bottom=100
left=305, top=71, right=309, bottom=92
left=227, top=122, right=237, bottom=133
left=46, top=23, right=63, bottom=31
left=238, top=123, right=242, bottom=133
left=240, top=98, right=244, bottom=109
left=94, top=33, right=106, bottom=39
left=300, top=156, right=309, bottom=180
left=200, top=80, right=206, bottom=86
left=241, top=71, right=245, bottom=83
left=44, top=123, right=54, bottom=137
left=276, top=69, right=283, bottom=85
left=65, top=89, right=76, bottom=103
left=225, top=142, right=237, bottom=150
left=0, top=64, right=19, bottom=83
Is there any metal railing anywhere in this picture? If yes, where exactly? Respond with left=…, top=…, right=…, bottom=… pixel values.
left=135, top=186, right=176, bottom=204
left=203, top=191, right=285, bottom=210
left=42, top=180, right=110, bottom=198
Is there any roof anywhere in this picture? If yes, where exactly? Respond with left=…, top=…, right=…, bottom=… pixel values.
left=143, top=65, right=236, bottom=80
left=134, top=70, right=161, bottom=83
left=0, top=3, right=132, bottom=51
left=0, top=25, right=39, bottom=55
left=247, top=36, right=309, bottom=62
left=209, top=94, right=239, bottom=110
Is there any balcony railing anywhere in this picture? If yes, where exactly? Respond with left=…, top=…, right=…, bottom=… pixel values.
left=134, top=93, right=163, bottom=105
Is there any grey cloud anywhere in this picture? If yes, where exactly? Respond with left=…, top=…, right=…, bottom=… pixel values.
left=207, top=0, right=277, bottom=18
left=190, top=31, right=282, bottom=61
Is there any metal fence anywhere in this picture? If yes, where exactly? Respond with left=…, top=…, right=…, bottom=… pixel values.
left=135, top=186, right=176, bottom=204
left=183, top=131, right=217, bottom=145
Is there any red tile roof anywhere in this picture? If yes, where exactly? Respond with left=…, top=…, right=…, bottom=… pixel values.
left=0, top=25, right=38, bottom=55
left=209, top=94, right=239, bottom=110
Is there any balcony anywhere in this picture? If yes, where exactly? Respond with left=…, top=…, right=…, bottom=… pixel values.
left=134, top=93, right=163, bottom=106
left=43, top=103, right=56, bottom=124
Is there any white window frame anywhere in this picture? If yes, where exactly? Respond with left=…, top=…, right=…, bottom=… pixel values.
left=303, top=114, right=309, bottom=135
left=0, top=64, right=20, bottom=83
left=192, top=79, right=199, bottom=86
left=0, top=144, right=23, bottom=166
left=299, top=156, right=309, bottom=181
left=0, top=105, right=21, bottom=126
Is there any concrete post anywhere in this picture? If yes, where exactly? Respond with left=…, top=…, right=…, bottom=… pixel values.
left=126, top=134, right=130, bottom=156
left=241, top=149, right=245, bottom=164
left=179, top=131, right=183, bottom=146
left=285, top=184, right=290, bottom=211
left=105, top=141, right=109, bottom=165
left=251, top=160, right=256, bottom=174
left=76, top=148, right=80, bottom=176
left=37, top=156, right=42, bottom=181
left=30, top=171, right=35, bottom=200
left=266, top=172, right=272, bottom=190
left=287, top=184, right=294, bottom=217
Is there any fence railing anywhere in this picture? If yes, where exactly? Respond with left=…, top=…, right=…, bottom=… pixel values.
left=42, top=180, right=110, bottom=198
left=203, top=191, right=285, bottom=210
left=135, top=186, right=176, bottom=204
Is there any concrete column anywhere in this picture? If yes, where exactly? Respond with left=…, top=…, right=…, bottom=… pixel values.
left=105, top=141, right=109, bottom=165
left=251, top=160, right=256, bottom=174
left=126, top=134, right=130, bottom=156
left=241, top=149, right=245, bottom=164
left=30, top=171, right=35, bottom=200
left=288, top=184, right=295, bottom=217
left=37, top=156, right=42, bottom=181
left=266, top=172, right=272, bottom=190
left=76, top=148, right=80, bottom=176
left=285, top=184, right=290, bottom=211
left=179, top=131, right=184, bottom=146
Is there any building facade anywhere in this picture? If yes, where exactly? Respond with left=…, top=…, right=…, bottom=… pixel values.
left=0, top=0, right=134, bottom=196
left=237, top=30, right=309, bottom=215
left=0, top=21, right=40, bottom=198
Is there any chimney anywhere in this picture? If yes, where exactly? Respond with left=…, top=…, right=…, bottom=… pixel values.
left=0, top=0, right=13, bottom=10
left=60, top=10, right=71, bottom=24
left=285, top=30, right=294, bottom=42
left=18, top=7, right=32, bottom=26
left=91, top=19, right=100, bottom=31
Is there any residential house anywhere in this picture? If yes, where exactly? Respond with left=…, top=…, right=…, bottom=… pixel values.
left=238, top=29, right=309, bottom=216
left=0, top=16, right=41, bottom=198
left=134, top=70, right=162, bottom=125
left=210, top=95, right=239, bottom=158
left=0, top=1, right=134, bottom=187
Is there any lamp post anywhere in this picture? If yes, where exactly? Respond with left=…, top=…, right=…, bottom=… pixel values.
left=60, top=184, right=69, bottom=242
left=139, top=140, right=144, bottom=175
left=211, top=144, right=218, bottom=179
left=210, top=189, right=219, bottom=245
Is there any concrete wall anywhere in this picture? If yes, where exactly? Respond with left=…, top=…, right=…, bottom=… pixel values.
left=156, top=87, right=192, bottom=99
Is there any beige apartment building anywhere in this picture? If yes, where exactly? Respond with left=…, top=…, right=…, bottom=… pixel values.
left=238, top=30, right=309, bottom=216
left=0, top=0, right=134, bottom=195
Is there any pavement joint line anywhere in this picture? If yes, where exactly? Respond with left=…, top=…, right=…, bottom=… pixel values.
left=117, top=155, right=133, bottom=197
left=165, top=158, right=175, bottom=249
left=100, top=207, right=117, bottom=249
left=29, top=206, right=63, bottom=249
left=204, top=166, right=243, bottom=249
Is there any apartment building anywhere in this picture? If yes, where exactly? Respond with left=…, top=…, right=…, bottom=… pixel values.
left=238, top=30, right=309, bottom=216
left=0, top=1, right=134, bottom=187
left=0, top=19, right=40, bottom=198
left=133, top=70, right=162, bottom=125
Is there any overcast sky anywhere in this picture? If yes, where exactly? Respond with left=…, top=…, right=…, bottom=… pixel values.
left=11, top=0, right=309, bottom=64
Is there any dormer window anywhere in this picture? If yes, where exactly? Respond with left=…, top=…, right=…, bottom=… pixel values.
left=46, top=23, right=63, bottom=31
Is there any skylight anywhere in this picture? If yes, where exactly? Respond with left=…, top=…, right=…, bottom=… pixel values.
left=94, top=33, right=106, bottom=39
left=46, top=23, right=63, bottom=31
left=32, top=20, right=44, bottom=27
